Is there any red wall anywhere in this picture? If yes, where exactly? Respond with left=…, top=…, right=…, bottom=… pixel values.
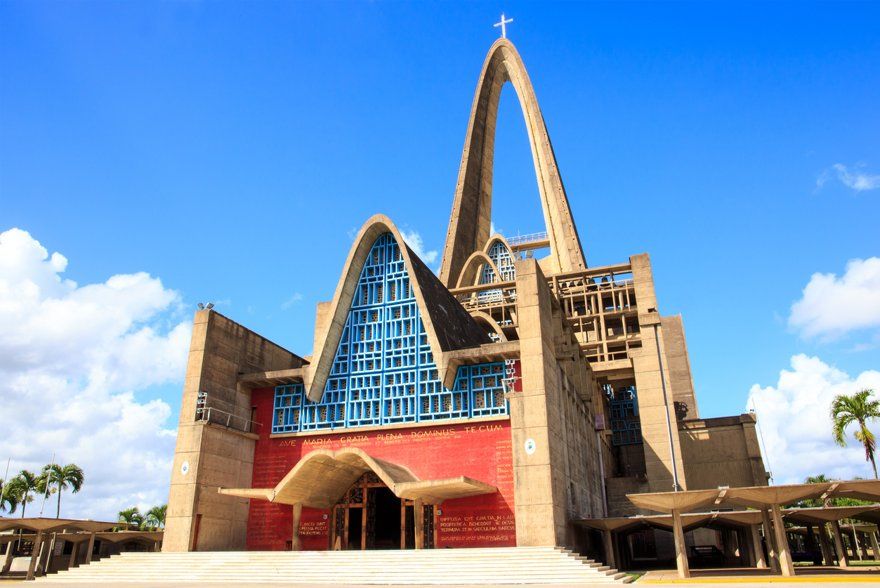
left=247, top=389, right=515, bottom=551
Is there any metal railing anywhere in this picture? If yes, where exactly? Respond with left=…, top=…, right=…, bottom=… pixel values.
left=195, top=406, right=261, bottom=434
left=505, top=231, right=548, bottom=248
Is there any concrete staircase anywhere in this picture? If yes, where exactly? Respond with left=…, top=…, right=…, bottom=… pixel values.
left=37, top=547, right=631, bottom=584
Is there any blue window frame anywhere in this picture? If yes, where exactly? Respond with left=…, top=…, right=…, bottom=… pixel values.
left=605, top=384, right=642, bottom=446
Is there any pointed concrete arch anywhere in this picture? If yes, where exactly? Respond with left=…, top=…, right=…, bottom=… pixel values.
left=482, top=234, right=515, bottom=257
left=219, top=447, right=496, bottom=508
left=439, top=39, right=587, bottom=287
left=469, top=311, right=508, bottom=342
left=455, top=251, right=503, bottom=288
left=303, top=214, right=490, bottom=401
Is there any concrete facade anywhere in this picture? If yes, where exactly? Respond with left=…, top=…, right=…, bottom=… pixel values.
left=164, top=38, right=767, bottom=556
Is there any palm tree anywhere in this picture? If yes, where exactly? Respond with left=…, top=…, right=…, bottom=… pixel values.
left=41, top=463, right=85, bottom=518
left=142, top=504, right=167, bottom=531
left=10, top=470, right=41, bottom=518
left=118, top=507, right=144, bottom=530
left=831, top=389, right=880, bottom=479
left=0, top=478, right=19, bottom=515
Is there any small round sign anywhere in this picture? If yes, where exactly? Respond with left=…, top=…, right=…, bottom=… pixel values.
left=181, top=460, right=190, bottom=476
left=524, top=438, right=537, bottom=455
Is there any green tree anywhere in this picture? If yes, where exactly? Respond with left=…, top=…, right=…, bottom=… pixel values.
left=41, top=463, right=85, bottom=518
left=118, top=507, right=144, bottom=529
left=142, top=504, right=167, bottom=530
left=8, top=470, right=41, bottom=518
left=0, top=478, right=20, bottom=514
left=831, top=389, right=880, bottom=479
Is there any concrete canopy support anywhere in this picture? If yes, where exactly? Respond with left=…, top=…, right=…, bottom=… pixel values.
left=671, top=509, right=690, bottom=579
left=2, top=539, right=14, bottom=574
left=870, top=531, right=880, bottom=561
left=414, top=499, right=425, bottom=550
left=761, top=508, right=780, bottom=573
left=438, top=38, right=586, bottom=288
left=770, top=504, right=795, bottom=576
left=749, top=524, right=767, bottom=568
left=818, top=523, right=834, bottom=566
left=291, top=503, right=303, bottom=551
left=84, top=532, right=96, bottom=564
left=602, top=529, right=616, bottom=568
left=26, top=530, right=43, bottom=581
left=831, top=521, right=849, bottom=567
left=67, top=541, right=78, bottom=569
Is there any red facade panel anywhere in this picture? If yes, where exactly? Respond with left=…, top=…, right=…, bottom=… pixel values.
left=247, top=387, right=516, bottom=550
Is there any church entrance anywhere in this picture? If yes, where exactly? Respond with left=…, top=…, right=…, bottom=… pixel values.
left=330, top=472, right=435, bottom=550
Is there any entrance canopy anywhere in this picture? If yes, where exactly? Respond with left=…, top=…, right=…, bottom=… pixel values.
left=627, top=479, right=880, bottom=513
left=219, top=447, right=496, bottom=508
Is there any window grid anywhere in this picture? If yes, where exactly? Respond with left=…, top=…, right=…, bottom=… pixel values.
left=271, top=233, right=510, bottom=434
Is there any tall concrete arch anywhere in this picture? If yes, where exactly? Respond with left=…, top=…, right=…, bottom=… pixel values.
left=439, top=38, right=587, bottom=287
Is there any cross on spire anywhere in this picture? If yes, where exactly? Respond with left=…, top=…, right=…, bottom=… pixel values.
left=493, top=13, right=513, bottom=39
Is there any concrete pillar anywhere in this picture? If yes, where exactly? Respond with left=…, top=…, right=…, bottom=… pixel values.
left=831, top=521, right=849, bottom=568
left=851, top=528, right=863, bottom=560
left=414, top=499, right=424, bottom=550
left=749, top=524, right=767, bottom=568
left=84, top=532, right=96, bottom=564
left=26, top=530, right=43, bottom=581
left=41, top=532, right=57, bottom=575
left=671, top=509, right=690, bottom=579
left=291, top=503, right=303, bottom=551
left=2, top=539, right=14, bottom=574
left=67, top=541, right=78, bottom=569
left=818, top=523, right=834, bottom=566
left=869, top=531, right=880, bottom=561
left=602, top=529, right=616, bottom=568
left=761, top=508, right=780, bottom=573
left=770, top=504, right=794, bottom=577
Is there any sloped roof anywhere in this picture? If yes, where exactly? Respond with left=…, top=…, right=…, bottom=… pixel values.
left=303, top=214, right=491, bottom=401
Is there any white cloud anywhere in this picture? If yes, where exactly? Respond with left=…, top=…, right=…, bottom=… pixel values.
left=0, top=228, right=191, bottom=519
left=400, top=230, right=438, bottom=265
left=748, top=354, right=880, bottom=484
left=817, top=163, right=880, bottom=192
left=789, top=257, right=880, bottom=340
left=281, top=292, right=303, bottom=310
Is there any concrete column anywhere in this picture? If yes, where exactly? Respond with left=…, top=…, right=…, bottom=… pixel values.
left=67, top=541, right=78, bottom=569
left=761, top=508, right=780, bottom=573
left=414, top=499, right=424, bottom=550
left=831, top=521, right=849, bottom=568
left=851, top=528, right=863, bottom=560
left=291, top=503, right=303, bottom=551
left=749, top=524, right=767, bottom=568
left=818, top=523, right=834, bottom=566
left=869, top=531, right=880, bottom=561
left=41, top=532, right=56, bottom=575
left=2, top=539, right=15, bottom=574
left=671, top=509, right=690, bottom=579
left=26, top=530, right=43, bottom=581
left=770, top=504, right=794, bottom=577
left=84, top=532, right=96, bottom=564
left=602, top=529, right=616, bottom=568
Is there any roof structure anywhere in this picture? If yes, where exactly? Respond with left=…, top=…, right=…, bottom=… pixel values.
left=627, top=479, right=880, bottom=513
left=0, top=517, right=123, bottom=534
left=303, top=215, right=491, bottom=400
left=219, top=447, right=496, bottom=508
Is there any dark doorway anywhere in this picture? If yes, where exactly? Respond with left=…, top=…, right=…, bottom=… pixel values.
left=371, top=487, right=401, bottom=549
left=403, top=504, right=415, bottom=549
left=347, top=508, right=363, bottom=550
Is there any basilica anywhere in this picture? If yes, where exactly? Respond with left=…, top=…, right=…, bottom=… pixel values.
left=163, top=38, right=767, bottom=565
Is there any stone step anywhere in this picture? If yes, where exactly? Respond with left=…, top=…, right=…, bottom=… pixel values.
left=37, top=547, right=628, bottom=584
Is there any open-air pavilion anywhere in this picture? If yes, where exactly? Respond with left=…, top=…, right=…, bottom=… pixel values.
left=0, top=517, right=162, bottom=581
left=578, top=479, right=880, bottom=579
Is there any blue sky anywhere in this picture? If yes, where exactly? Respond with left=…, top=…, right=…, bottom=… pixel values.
left=1, top=2, right=879, bottom=515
